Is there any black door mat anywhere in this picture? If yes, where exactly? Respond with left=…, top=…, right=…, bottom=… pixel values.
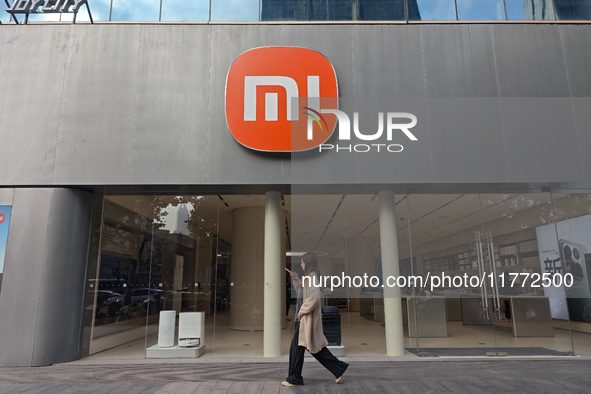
left=405, top=347, right=564, bottom=357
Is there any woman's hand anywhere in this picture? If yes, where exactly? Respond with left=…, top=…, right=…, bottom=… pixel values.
left=298, top=312, right=303, bottom=320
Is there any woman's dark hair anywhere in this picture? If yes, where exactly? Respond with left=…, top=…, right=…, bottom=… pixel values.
left=301, top=252, right=320, bottom=276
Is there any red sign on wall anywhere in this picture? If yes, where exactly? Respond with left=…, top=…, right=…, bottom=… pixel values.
left=225, top=47, right=338, bottom=152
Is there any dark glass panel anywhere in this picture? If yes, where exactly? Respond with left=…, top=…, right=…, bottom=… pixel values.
left=261, top=0, right=308, bottom=21
left=555, top=0, right=591, bottom=20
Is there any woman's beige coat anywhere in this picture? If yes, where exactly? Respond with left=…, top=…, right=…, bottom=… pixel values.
left=294, top=272, right=328, bottom=354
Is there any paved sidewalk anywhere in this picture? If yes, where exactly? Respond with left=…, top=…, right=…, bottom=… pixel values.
left=0, top=358, right=590, bottom=393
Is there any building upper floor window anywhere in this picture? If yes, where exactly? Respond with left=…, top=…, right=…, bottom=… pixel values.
left=2, top=0, right=591, bottom=23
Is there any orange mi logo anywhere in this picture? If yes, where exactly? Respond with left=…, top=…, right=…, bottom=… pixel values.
left=225, top=47, right=338, bottom=152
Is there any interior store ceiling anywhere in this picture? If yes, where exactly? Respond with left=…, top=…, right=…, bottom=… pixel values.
left=107, top=193, right=562, bottom=260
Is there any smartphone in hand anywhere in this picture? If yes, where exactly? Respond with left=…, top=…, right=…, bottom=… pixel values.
left=285, top=268, right=297, bottom=277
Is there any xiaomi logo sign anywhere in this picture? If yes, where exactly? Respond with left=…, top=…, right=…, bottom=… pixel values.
left=225, top=47, right=338, bottom=152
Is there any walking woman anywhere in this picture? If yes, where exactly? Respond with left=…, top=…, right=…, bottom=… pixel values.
left=282, top=252, right=349, bottom=387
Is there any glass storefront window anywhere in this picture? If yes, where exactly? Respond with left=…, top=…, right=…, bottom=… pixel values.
left=86, top=194, right=280, bottom=359
left=161, top=0, right=209, bottom=22
left=457, top=0, right=506, bottom=21
left=146, top=196, right=220, bottom=353
left=479, top=194, right=575, bottom=354
left=405, top=194, right=493, bottom=351
left=90, top=196, right=157, bottom=343
left=289, top=193, right=391, bottom=357
left=210, top=0, right=260, bottom=22
left=110, top=0, right=160, bottom=21
left=550, top=194, right=591, bottom=355
left=404, top=193, right=580, bottom=356
left=82, top=191, right=591, bottom=360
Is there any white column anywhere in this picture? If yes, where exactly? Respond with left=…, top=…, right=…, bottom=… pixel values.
left=264, top=191, right=282, bottom=357
left=379, top=191, right=405, bottom=356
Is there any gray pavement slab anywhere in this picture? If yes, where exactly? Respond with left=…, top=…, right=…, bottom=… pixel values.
left=0, top=359, right=590, bottom=393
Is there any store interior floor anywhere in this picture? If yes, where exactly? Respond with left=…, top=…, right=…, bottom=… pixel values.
left=80, top=311, right=591, bottom=362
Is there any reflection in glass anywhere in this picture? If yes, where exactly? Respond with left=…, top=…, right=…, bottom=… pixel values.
left=210, top=0, right=259, bottom=21
left=407, top=194, right=483, bottom=297
left=480, top=193, right=573, bottom=353
left=552, top=194, right=591, bottom=222
left=83, top=192, right=591, bottom=359
left=505, top=0, right=526, bottom=20
left=309, top=0, right=357, bottom=20
left=520, top=0, right=557, bottom=20
left=457, top=0, right=506, bottom=20
left=479, top=193, right=555, bottom=299
left=161, top=0, right=209, bottom=21
left=413, top=0, right=457, bottom=20
left=146, top=196, right=219, bottom=353
left=552, top=194, right=591, bottom=355
left=358, top=0, right=411, bottom=20
left=404, top=193, right=579, bottom=355
left=110, top=0, right=160, bottom=21
left=92, top=197, right=156, bottom=341
left=289, top=194, right=389, bottom=356
left=261, top=0, right=308, bottom=21
left=549, top=195, right=591, bottom=322
left=406, top=194, right=496, bottom=349
left=260, top=0, right=420, bottom=20
left=90, top=195, right=224, bottom=356
left=554, top=0, right=591, bottom=19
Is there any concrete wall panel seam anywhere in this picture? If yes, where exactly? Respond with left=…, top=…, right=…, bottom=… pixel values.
left=558, top=26, right=585, bottom=178
left=285, top=27, right=292, bottom=181
left=50, top=26, right=72, bottom=185
left=45, top=27, right=72, bottom=185
left=206, top=24, right=214, bottom=185
left=489, top=25, right=511, bottom=180
left=419, top=28, right=434, bottom=182
left=350, top=25, right=361, bottom=182
left=129, top=26, right=143, bottom=184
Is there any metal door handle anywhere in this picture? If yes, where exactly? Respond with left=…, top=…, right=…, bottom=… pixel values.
left=475, top=231, right=489, bottom=320
left=486, top=231, right=501, bottom=320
